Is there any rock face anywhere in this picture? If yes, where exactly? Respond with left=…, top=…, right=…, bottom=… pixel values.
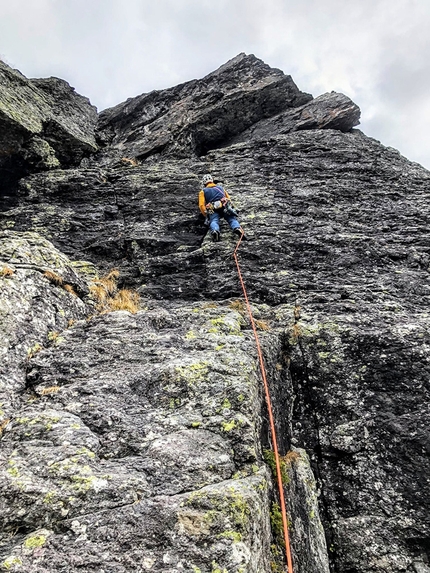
left=96, top=53, right=312, bottom=161
left=1, top=53, right=429, bottom=573
left=0, top=61, right=98, bottom=194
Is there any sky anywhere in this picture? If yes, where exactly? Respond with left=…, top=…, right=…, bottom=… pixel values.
left=1, top=0, right=430, bottom=169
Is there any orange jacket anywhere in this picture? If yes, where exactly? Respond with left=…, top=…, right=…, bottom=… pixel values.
left=199, top=183, right=231, bottom=216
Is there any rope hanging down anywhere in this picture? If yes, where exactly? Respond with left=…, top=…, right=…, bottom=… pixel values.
left=233, top=231, right=294, bottom=573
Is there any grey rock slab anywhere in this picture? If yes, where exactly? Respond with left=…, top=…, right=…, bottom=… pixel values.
left=0, top=471, right=271, bottom=572
left=0, top=231, right=90, bottom=419
left=284, top=448, right=330, bottom=573
left=1, top=302, right=279, bottom=571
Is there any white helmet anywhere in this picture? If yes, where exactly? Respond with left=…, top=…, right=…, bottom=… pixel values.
left=202, top=174, right=213, bottom=186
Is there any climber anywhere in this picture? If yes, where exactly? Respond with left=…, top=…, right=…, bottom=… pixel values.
left=198, top=174, right=244, bottom=242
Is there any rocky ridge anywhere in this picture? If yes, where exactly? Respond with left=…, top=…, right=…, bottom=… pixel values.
left=0, top=53, right=429, bottom=573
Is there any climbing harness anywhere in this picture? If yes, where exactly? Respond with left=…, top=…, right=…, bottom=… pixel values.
left=206, top=198, right=239, bottom=217
left=233, top=231, right=294, bottom=573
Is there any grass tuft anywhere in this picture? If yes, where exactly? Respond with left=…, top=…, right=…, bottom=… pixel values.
left=40, top=386, right=60, bottom=396
left=0, top=418, right=10, bottom=434
left=90, top=270, right=140, bottom=314
left=229, top=299, right=246, bottom=314
left=255, top=319, right=270, bottom=331
left=284, top=450, right=301, bottom=464
left=107, top=289, right=140, bottom=313
left=121, top=157, right=139, bottom=166
left=0, top=266, right=14, bottom=277
left=63, top=284, right=77, bottom=296
left=44, top=270, right=63, bottom=286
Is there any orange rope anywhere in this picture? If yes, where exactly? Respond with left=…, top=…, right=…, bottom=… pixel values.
left=233, top=231, right=294, bottom=573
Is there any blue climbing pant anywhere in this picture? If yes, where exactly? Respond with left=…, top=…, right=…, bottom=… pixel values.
left=209, top=211, right=240, bottom=233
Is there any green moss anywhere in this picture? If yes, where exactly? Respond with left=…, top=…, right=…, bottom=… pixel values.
left=221, top=398, right=231, bottom=409
left=221, top=420, right=236, bottom=432
left=175, top=362, right=208, bottom=387
left=270, top=502, right=284, bottom=540
left=2, top=556, right=22, bottom=570
left=71, top=423, right=81, bottom=430
left=192, top=567, right=202, bottom=573
left=169, top=397, right=182, bottom=409
left=27, top=342, right=42, bottom=358
left=211, top=563, right=228, bottom=573
left=76, top=447, right=96, bottom=459
left=7, top=460, right=20, bottom=478
left=226, top=488, right=250, bottom=528
left=43, top=492, right=56, bottom=504
left=24, top=534, right=46, bottom=549
left=185, top=330, right=196, bottom=340
left=217, top=530, right=242, bottom=543
left=191, top=421, right=201, bottom=428
left=215, top=344, right=225, bottom=351
left=263, top=449, right=289, bottom=484
left=208, top=316, right=241, bottom=336
left=237, top=394, right=245, bottom=402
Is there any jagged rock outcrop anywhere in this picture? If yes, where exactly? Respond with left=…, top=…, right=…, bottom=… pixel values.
left=1, top=53, right=429, bottom=573
left=96, top=53, right=312, bottom=161
left=0, top=61, right=98, bottom=193
left=230, top=91, right=360, bottom=143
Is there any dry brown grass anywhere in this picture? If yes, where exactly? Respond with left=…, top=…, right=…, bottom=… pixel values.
left=90, top=269, right=119, bottom=303
left=27, top=342, right=43, bottom=359
left=90, top=269, right=140, bottom=314
left=44, top=271, right=77, bottom=297
left=255, top=319, right=270, bottom=331
left=0, top=418, right=10, bottom=434
left=63, top=284, right=77, bottom=296
left=292, top=322, right=301, bottom=339
left=40, top=386, right=60, bottom=396
left=67, top=319, right=76, bottom=327
left=229, top=299, right=246, bottom=314
left=201, top=302, right=218, bottom=309
left=283, top=450, right=301, bottom=465
left=107, top=289, right=140, bottom=313
left=121, top=157, right=139, bottom=166
left=44, top=270, right=63, bottom=286
left=0, top=266, right=14, bottom=277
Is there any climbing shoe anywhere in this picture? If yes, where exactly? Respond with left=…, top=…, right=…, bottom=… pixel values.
left=211, top=230, right=220, bottom=242
left=233, top=228, right=246, bottom=240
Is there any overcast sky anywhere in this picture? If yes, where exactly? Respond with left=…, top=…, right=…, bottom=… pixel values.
left=1, top=0, right=430, bottom=169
